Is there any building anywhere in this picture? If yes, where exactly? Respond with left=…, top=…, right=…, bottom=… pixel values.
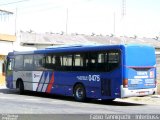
left=0, top=34, right=16, bottom=85
left=0, top=9, right=16, bottom=85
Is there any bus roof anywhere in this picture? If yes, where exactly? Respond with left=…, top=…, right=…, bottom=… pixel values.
left=8, top=44, right=154, bottom=55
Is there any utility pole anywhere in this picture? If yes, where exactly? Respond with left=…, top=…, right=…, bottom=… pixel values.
left=121, top=0, right=126, bottom=44
left=122, top=0, right=126, bottom=17
left=65, top=8, right=68, bottom=35
left=15, top=8, right=17, bottom=35
left=113, top=12, right=116, bottom=35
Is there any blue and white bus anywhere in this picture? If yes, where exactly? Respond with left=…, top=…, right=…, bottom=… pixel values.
left=5, top=44, right=157, bottom=101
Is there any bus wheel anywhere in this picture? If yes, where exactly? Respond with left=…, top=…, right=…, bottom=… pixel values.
left=17, top=80, right=24, bottom=95
left=74, top=84, right=86, bottom=102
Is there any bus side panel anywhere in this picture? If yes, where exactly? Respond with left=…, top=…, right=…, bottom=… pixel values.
left=99, top=68, right=122, bottom=99
left=13, top=71, right=43, bottom=91
left=13, top=70, right=73, bottom=94
left=49, top=70, right=122, bottom=100
left=51, top=72, right=103, bottom=98
left=12, top=69, right=122, bottom=100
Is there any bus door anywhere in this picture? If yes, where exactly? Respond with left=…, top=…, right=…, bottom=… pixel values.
left=6, top=56, right=14, bottom=89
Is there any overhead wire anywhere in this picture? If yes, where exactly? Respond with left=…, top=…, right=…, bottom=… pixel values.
left=0, top=0, right=63, bottom=15
left=0, top=0, right=29, bottom=6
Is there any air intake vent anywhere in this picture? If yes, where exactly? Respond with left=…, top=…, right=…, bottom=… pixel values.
left=101, top=79, right=111, bottom=96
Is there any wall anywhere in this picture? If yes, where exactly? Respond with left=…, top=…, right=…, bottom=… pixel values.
left=0, top=55, right=5, bottom=85
left=0, top=35, right=16, bottom=86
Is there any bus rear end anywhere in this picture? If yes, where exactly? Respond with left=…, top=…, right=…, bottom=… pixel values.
left=121, top=45, right=157, bottom=98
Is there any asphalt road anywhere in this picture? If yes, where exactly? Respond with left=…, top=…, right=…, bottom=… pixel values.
left=0, top=87, right=160, bottom=120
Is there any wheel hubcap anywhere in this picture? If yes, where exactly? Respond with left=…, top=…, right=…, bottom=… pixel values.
left=76, top=88, right=83, bottom=99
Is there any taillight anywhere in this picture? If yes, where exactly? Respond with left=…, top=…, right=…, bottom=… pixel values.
left=123, top=79, right=128, bottom=88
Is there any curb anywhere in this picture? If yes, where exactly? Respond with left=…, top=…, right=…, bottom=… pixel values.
left=151, top=95, right=160, bottom=98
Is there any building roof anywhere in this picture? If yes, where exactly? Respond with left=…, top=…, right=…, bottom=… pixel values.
left=20, top=32, right=160, bottom=48
left=20, top=32, right=94, bottom=45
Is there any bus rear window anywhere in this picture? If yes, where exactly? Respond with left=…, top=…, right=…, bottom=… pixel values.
left=125, top=46, right=155, bottom=66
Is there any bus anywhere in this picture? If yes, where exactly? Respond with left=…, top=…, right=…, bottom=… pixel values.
left=5, top=44, right=157, bottom=101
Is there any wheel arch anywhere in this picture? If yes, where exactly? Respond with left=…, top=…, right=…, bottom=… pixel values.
left=16, top=78, right=23, bottom=88
left=73, top=82, right=88, bottom=102
left=73, top=82, right=86, bottom=93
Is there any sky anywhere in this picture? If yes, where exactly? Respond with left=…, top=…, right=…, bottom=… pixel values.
left=0, top=0, right=160, bottom=37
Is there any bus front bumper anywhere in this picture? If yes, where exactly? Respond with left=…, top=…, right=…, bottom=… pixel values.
left=120, top=85, right=157, bottom=98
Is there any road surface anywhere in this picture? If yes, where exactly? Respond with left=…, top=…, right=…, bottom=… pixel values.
left=0, top=87, right=160, bottom=120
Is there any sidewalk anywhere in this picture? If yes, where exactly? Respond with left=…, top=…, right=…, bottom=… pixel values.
left=116, top=95, right=160, bottom=105
left=0, top=85, right=7, bottom=89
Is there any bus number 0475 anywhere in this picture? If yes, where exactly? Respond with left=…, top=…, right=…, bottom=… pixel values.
left=88, top=75, right=100, bottom=82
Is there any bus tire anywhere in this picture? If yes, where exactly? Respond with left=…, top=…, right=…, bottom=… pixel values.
left=74, top=84, right=86, bottom=102
left=18, top=80, right=24, bottom=95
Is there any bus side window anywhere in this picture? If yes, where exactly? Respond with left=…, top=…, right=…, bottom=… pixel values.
left=87, top=53, right=98, bottom=71
left=62, top=55, right=72, bottom=67
left=55, top=56, right=60, bottom=66
left=108, top=51, right=120, bottom=71
left=45, top=54, right=62, bottom=70
left=34, top=54, right=45, bottom=70
left=24, top=55, right=34, bottom=70
left=46, top=55, right=55, bottom=70
left=15, top=55, right=23, bottom=70
left=73, top=54, right=84, bottom=71
left=97, top=53, right=106, bottom=71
